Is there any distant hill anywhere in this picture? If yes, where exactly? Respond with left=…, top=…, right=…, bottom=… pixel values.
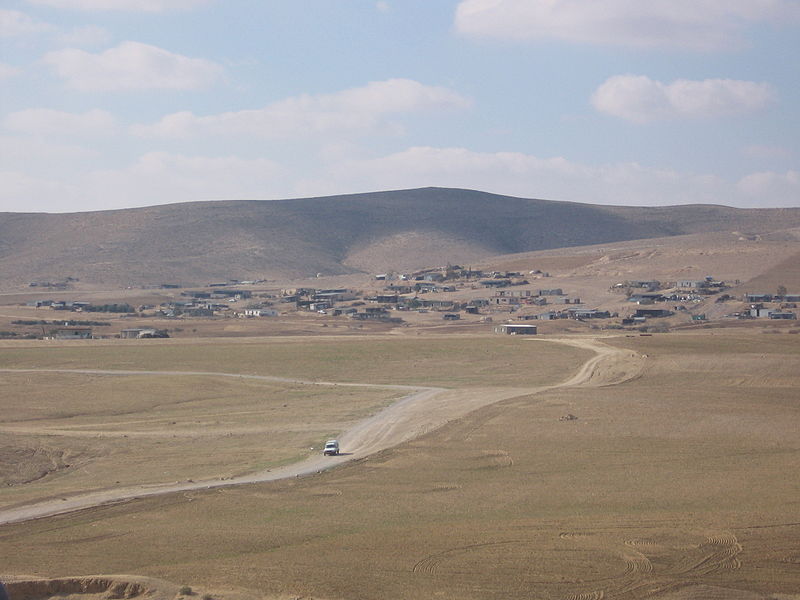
left=2, top=187, right=799, bottom=288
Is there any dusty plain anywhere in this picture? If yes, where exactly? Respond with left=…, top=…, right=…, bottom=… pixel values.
left=0, top=328, right=798, bottom=600
left=0, top=336, right=587, bottom=514
left=2, top=225, right=800, bottom=600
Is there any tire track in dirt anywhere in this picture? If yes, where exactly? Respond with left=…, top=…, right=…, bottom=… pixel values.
left=701, top=534, right=743, bottom=572
left=476, top=450, right=514, bottom=469
left=560, top=531, right=595, bottom=540
left=566, top=592, right=605, bottom=600
left=424, top=483, right=462, bottom=493
left=781, top=551, right=800, bottom=564
left=624, top=538, right=659, bottom=549
left=671, top=532, right=743, bottom=576
left=411, top=540, right=528, bottom=575
left=0, top=336, right=643, bottom=526
left=621, top=550, right=654, bottom=575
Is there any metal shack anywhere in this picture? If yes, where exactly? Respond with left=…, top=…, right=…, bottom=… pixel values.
left=494, top=324, right=538, bottom=335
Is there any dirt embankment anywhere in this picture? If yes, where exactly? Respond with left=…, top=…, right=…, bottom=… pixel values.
left=0, top=447, right=73, bottom=487
left=2, top=575, right=322, bottom=600
left=4, top=576, right=153, bottom=600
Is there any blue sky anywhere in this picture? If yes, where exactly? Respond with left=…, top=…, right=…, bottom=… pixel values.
left=1, top=0, right=799, bottom=212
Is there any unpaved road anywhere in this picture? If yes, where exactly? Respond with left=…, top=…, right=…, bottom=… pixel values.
left=0, top=336, right=642, bottom=526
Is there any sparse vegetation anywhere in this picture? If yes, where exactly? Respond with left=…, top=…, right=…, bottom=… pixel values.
left=1, top=332, right=798, bottom=599
left=3, top=188, right=800, bottom=287
left=1, top=190, right=799, bottom=599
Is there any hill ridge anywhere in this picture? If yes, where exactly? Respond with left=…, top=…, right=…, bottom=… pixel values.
left=2, top=187, right=799, bottom=287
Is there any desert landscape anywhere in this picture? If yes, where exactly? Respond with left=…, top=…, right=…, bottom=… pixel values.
left=4, top=0, right=799, bottom=595
left=1, top=189, right=799, bottom=599
left=0, top=329, right=798, bottom=600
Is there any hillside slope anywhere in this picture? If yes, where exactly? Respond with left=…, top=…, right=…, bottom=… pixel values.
left=1, top=187, right=799, bottom=287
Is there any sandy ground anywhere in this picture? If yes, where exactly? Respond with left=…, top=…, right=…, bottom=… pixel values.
left=2, top=331, right=798, bottom=600
left=0, top=337, right=638, bottom=527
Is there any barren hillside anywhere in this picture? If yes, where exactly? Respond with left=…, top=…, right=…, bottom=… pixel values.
left=1, top=187, right=799, bottom=288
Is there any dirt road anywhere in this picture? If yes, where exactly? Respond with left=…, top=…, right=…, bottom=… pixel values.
left=0, top=336, right=641, bottom=525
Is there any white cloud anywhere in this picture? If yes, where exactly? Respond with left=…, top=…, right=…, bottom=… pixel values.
left=591, top=75, right=774, bottom=123
left=1, top=152, right=286, bottom=212
left=0, top=63, right=21, bottom=80
left=3, top=144, right=798, bottom=212
left=77, top=153, right=285, bottom=210
left=132, top=78, right=470, bottom=138
left=57, top=25, right=113, bottom=47
left=26, top=0, right=211, bottom=12
left=297, top=145, right=792, bottom=208
left=0, top=8, right=55, bottom=36
left=0, top=171, right=79, bottom=212
left=737, top=170, right=800, bottom=206
left=42, top=41, right=223, bottom=91
left=454, top=0, right=800, bottom=50
left=0, top=135, right=99, bottom=177
left=4, top=108, right=118, bottom=136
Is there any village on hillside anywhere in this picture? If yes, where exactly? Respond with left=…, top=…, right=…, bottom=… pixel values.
left=6, top=264, right=797, bottom=340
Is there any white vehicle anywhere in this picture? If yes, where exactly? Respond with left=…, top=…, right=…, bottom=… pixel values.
left=323, top=439, right=340, bottom=456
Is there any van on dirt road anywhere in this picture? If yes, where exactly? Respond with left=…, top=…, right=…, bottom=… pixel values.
left=323, top=440, right=340, bottom=456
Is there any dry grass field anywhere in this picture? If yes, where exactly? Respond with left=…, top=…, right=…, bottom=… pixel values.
left=1, top=330, right=799, bottom=599
left=0, top=372, right=402, bottom=509
left=0, top=335, right=586, bottom=517
left=0, top=335, right=587, bottom=388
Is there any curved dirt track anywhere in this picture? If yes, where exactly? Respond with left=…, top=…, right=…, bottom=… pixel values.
left=0, top=336, right=641, bottom=526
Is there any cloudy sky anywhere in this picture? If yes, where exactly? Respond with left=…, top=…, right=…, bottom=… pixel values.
left=2, top=0, right=799, bottom=213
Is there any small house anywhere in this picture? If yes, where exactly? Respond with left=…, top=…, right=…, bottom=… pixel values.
left=492, top=296, right=521, bottom=305
left=481, top=279, right=511, bottom=288
left=53, top=326, right=92, bottom=339
left=746, top=294, right=774, bottom=303
left=494, top=324, right=537, bottom=335
left=634, top=308, right=673, bottom=318
left=568, top=309, right=611, bottom=320
left=537, top=311, right=559, bottom=320
left=120, top=328, right=168, bottom=339
left=677, top=280, right=704, bottom=289
left=769, top=311, right=796, bottom=320
left=26, top=299, right=53, bottom=307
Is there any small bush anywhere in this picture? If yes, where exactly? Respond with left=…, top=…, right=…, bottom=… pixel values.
left=178, top=586, right=193, bottom=596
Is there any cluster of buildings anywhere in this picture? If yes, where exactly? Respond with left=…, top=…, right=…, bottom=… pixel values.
left=740, top=292, right=799, bottom=320
left=18, top=267, right=798, bottom=337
